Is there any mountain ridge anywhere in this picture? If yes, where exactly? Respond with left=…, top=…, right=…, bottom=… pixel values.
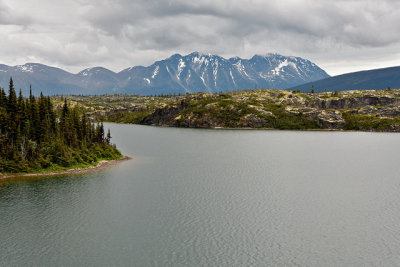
left=291, top=66, right=400, bottom=92
left=0, top=52, right=329, bottom=95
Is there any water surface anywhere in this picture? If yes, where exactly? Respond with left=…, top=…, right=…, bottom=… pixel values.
left=1, top=124, right=400, bottom=266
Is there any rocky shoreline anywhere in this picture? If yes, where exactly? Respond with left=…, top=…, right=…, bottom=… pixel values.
left=0, top=156, right=131, bottom=181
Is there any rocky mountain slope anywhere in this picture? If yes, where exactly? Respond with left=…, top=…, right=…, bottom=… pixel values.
left=0, top=53, right=329, bottom=96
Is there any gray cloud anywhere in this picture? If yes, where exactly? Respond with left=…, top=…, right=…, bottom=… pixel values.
left=0, top=0, right=400, bottom=75
left=0, top=1, right=31, bottom=25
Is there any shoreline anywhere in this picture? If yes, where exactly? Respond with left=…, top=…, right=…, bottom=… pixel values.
left=104, top=122, right=399, bottom=133
left=0, top=156, right=132, bottom=180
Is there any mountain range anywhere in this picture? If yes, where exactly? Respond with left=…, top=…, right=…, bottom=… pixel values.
left=291, top=66, right=400, bottom=92
left=0, top=52, right=329, bottom=96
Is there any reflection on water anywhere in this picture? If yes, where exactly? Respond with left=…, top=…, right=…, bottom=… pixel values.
left=1, top=124, right=400, bottom=266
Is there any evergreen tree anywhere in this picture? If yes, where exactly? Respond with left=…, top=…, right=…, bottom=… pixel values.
left=106, top=129, right=111, bottom=144
left=7, top=78, right=17, bottom=114
left=0, top=88, right=6, bottom=108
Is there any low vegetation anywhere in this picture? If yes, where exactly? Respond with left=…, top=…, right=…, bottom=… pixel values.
left=342, top=113, right=400, bottom=131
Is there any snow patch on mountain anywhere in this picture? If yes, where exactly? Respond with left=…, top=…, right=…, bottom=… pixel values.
left=200, top=72, right=206, bottom=86
left=17, top=65, right=34, bottom=73
left=233, top=60, right=250, bottom=78
left=213, top=60, right=219, bottom=87
left=186, top=70, right=191, bottom=82
left=80, top=70, right=89, bottom=76
left=177, top=59, right=185, bottom=79
left=271, top=59, right=289, bottom=75
left=152, top=65, right=159, bottom=79
left=230, top=70, right=236, bottom=86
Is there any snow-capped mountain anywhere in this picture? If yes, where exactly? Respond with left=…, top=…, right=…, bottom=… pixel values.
left=0, top=53, right=329, bottom=95
left=117, top=52, right=329, bottom=95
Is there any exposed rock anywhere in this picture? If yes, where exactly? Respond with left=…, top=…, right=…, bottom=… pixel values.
left=141, top=101, right=187, bottom=126
left=314, top=95, right=400, bottom=109
left=175, top=113, right=224, bottom=128
left=285, top=107, right=345, bottom=128
left=226, top=104, right=239, bottom=112
left=239, top=114, right=268, bottom=128
left=248, top=105, right=275, bottom=117
left=316, top=110, right=346, bottom=128
left=280, top=95, right=308, bottom=106
left=388, top=124, right=400, bottom=132
left=205, top=103, right=219, bottom=109
left=356, top=105, right=400, bottom=117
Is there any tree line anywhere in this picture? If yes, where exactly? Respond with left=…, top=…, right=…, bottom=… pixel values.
left=0, top=78, right=121, bottom=173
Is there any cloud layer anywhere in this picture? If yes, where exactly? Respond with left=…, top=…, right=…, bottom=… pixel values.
left=1, top=0, right=400, bottom=75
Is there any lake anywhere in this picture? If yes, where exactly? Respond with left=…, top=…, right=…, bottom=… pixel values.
left=1, top=124, right=400, bottom=266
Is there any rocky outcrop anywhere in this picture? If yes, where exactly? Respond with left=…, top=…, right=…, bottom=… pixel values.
left=285, top=107, right=346, bottom=128
left=247, top=105, right=274, bottom=117
left=239, top=114, right=268, bottom=128
left=174, top=113, right=225, bottom=128
left=314, top=95, right=400, bottom=109
left=141, top=101, right=187, bottom=126
left=280, top=95, right=309, bottom=106
left=354, top=105, right=400, bottom=117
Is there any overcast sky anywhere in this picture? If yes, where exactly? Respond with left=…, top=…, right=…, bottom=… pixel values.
left=1, top=0, right=399, bottom=76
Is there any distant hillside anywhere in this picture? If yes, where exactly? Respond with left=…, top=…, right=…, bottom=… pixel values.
left=0, top=52, right=329, bottom=96
left=291, top=66, right=400, bottom=92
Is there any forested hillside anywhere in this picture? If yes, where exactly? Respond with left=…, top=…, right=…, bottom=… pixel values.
left=0, top=78, right=121, bottom=173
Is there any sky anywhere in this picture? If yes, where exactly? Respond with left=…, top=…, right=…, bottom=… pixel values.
left=1, top=0, right=400, bottom=76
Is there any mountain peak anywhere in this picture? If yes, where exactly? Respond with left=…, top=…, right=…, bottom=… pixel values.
left=78, top=67, right=116, bottom=76
left=168, top=53, right=182, bottom=59
left=188, top=51, right=204, bottom=56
